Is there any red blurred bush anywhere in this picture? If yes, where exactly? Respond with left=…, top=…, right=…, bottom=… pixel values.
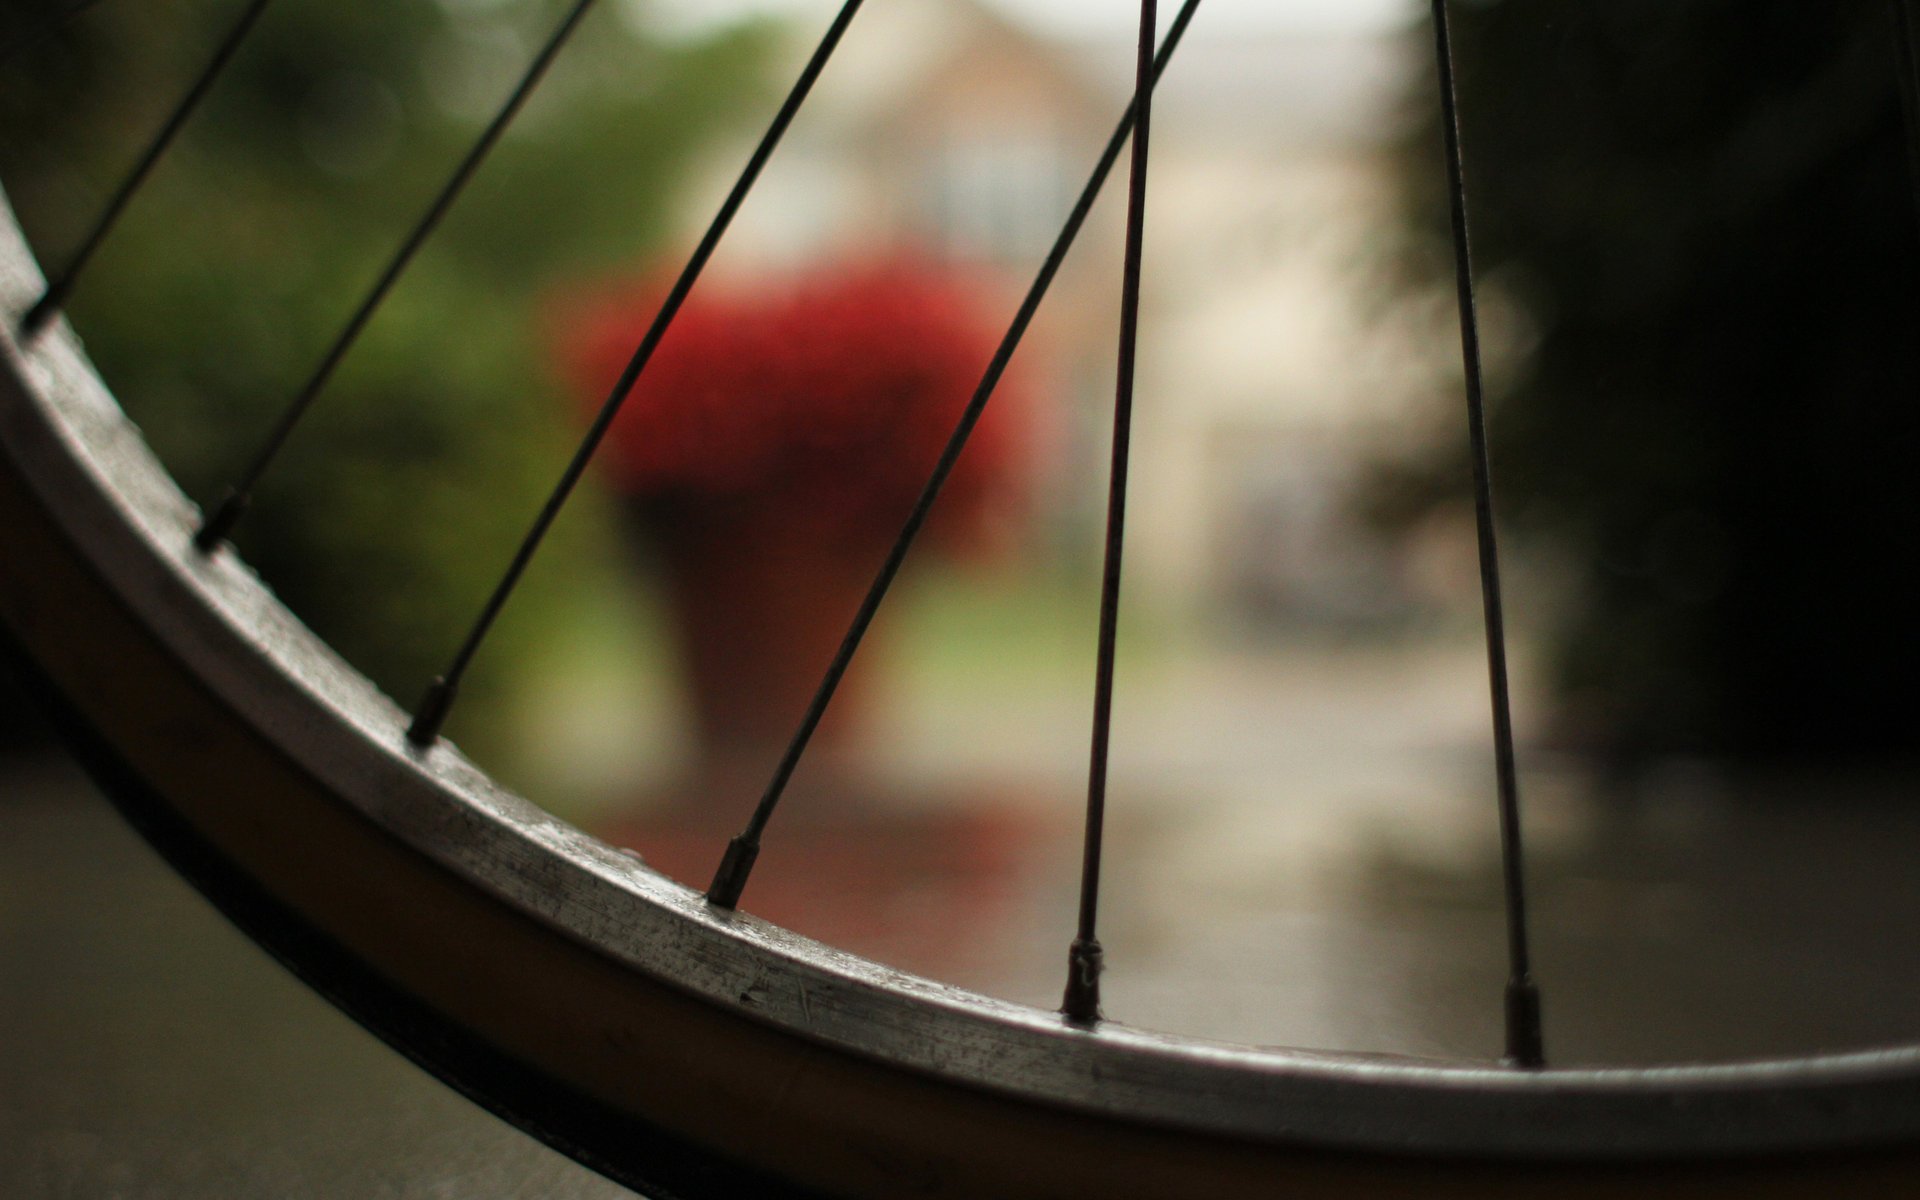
left=555, top=258, right=1026, bottom=561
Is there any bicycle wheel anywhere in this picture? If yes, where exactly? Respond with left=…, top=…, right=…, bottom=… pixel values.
left=5, top=5, right=1920, bottom=1199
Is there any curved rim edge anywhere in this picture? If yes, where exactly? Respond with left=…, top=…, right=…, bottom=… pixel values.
left=3, top=188, right=1920, bottom=1164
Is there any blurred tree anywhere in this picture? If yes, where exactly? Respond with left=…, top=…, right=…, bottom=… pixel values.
left=1390, top=2, right=1920, bottom=763
left=0, top=0, right=775, bottom=752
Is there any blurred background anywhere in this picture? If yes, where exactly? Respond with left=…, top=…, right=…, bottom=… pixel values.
left=5, top=0, right=1920, bottom=1193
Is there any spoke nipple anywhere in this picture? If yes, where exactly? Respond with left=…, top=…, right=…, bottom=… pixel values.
left=706, top=835, right=760, bottom=910
left=193, top=488, right=249, bottom=554
left=1061, top=937, right=1105, bottom=1026
left=1504, top=974, right=1545, bottom=1069
left=406, top=676, right=457, bottom=748
left=20, top=290, right=58, bottom=337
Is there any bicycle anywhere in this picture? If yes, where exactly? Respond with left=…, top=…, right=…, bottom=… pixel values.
left=4, top=0, right=1920, bottom=1195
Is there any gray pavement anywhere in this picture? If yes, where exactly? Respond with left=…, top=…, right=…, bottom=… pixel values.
left=0, top=758, right=627, bottom=1200
left=6, top=683, right=1920, bottom=1195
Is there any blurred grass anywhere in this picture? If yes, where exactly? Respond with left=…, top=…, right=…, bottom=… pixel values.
left=504, top=548, right=1176, bottom=821
left=1, top=0, right=782, bottom=769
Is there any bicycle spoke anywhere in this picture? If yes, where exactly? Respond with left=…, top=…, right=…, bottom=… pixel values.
left=19, top=0, right=273, bottom=335
left=1058, top=0, right=1161, bottom=1028
left=1428, top=0, right=1545, bottom=1069
left=192, top=0, right=601, bottom=554
left=0, top=0, right=112, bottom=70
left=406, top=0, right=869, bottom=749
left=704, top=0, right=1207, bottom=912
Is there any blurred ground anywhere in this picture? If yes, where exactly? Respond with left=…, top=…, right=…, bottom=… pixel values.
left=7, top=635, right=1920, bottom=1197
left=0, top=755, right=628, bottom=1200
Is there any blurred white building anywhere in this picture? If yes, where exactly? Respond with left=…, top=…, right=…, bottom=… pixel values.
left=680, top=0, right=1459, bottom=632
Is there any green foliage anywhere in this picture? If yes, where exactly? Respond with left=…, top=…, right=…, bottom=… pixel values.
left=1394, top=3, right=1920, bottom=761
left=1, top=0, right=776, bottom=754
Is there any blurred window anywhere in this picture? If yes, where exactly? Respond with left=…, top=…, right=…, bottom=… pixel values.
left=923, top=128, right=1066, bottom=263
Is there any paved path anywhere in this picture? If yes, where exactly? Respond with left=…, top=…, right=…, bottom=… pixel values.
left=7, top=639, right=1920, bottom=1195
left=0, top=759, right=628, bottom=1200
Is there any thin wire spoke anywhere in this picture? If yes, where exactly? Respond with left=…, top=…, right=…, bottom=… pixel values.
left=1891, top=0, right=1920, bottom=208
left=19, top=0, right=273, bottom=334
left=1428, top=0, right=1544, bottom=1069
left=406, top=0, right=869, bottom=749
left=193, top=0, right=601, bottom=553
left=0, top=0, right=112, bottom=70
left=706, top=0, right=1209, bottom=912
left=1060, top=0, right=1160, bottom=1028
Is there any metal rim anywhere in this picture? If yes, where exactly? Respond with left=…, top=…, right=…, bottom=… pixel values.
left=3, top=184, right=1919, bottom=1195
